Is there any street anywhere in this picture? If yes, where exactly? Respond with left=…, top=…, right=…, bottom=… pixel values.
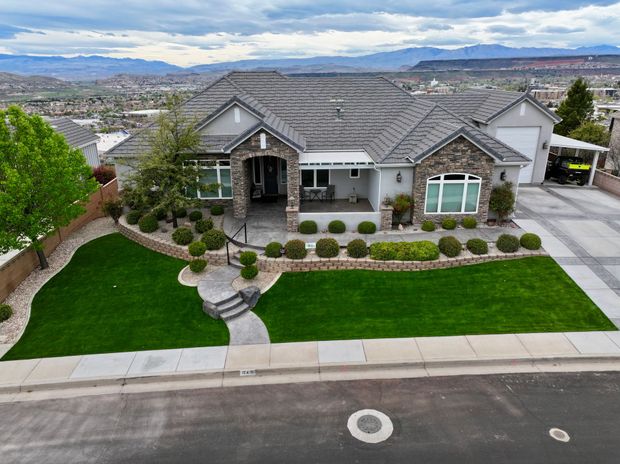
left=1, top=372, right=619, bottom=463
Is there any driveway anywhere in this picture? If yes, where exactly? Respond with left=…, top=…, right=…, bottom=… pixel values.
left=514, top=185, right=620, bottom=328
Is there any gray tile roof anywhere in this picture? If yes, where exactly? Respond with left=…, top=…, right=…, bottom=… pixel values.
left=49, top=118, right=99, bottom=148
left=109, top=72, right=533, bottom=164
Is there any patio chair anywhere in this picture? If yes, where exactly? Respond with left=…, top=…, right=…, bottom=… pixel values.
left=299, top=185, right=308, bottom=203
left=321, top=184, right=335, bottom=202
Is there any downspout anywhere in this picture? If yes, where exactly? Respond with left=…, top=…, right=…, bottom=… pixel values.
left=372, top=163, right=381, bottom=210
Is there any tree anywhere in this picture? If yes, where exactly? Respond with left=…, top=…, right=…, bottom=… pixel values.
left=569, top=121, right=610, bottom=147
left=123, top=95, right=218, bottom=228
left=489, top=182, right=515, bottom=224
left=555, top=77, right=594, bottom=135
left=0, top=106, right=98, bottom=269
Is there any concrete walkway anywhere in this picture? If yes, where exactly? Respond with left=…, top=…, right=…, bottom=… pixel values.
left=2, top=332, right=620, bottom=398
left=515, top=185, right=620, bottom=328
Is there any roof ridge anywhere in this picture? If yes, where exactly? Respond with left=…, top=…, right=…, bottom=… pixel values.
left=377, top=104, right=437, bottom=163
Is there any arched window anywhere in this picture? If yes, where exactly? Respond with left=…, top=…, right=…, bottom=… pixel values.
left=425, top=173, right=481, bottom=214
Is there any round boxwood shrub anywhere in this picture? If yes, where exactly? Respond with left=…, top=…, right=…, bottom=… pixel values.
left=462, top=217, right=477, bottom=229
left=172, top=227, right=193, bottom=245
left=520, top=232, right=542, bottom=250
left=189, top=258, right=207, bottom=273
left=188, top=241, right=207, bottom=257
left=189, top=210, right=203, bottom=222
left=202, top=229, right=226, bottom=250
left=467, top=238, right=488, bottom=255
left=210, top=205, right=224, bottom=216
left=316, top=238, right=340, bottom=258
left=441, top=217, right=457, bottom=230
left=421, top=220, right=436, bottom=232
left=138, top=214, right=158, bottom=233
left=496, top=234, right=520, bottom=253
left=239, top=251, right=257, bottom=266
left=285, top=240, right=307, bottom=259
left=195, top=218, right=214, bottom=234
left=173, top=207, right=187, bottom=218
left=126, top=210, right=142, bottom=225
left=265, top=241, right=283, bottom=258
left=347, top=239, right=368, bottom=258
left=328, top=220, right=346, bottom=234
left=438, top=236, right=462, bottom=257
left=299, top=220, right=318, bottom=234
left=241, top=264, right=259, bottom=280
left=0, top=304, right=13, bottom=322
left=153, top=208, right=167, bottom=221
left=357, top=221, right=377, bottom=234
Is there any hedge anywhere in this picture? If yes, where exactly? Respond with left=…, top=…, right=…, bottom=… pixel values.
left=496, top=234, right=520, bottom=253
left=357, top=221, right=377, bottom=234
left=328, top=220, right=346, bottom=234
left=462, top=217, right=477, bottom=229
left=421, top=220, right=435, bottom=232
left=316, top=238, right=340, bottom=258
left=241, top=265, right=259, bottom=280
left=126, top=210, right=142, bottom=225
left=138, top=214, right=158, bottom=233
left=285, top=240, right=307, bottom=259
left=189, top=210, right=203, bottom=221
left=172, top=227, right=193, bottom=245
left=441, top=217, right=457, bottom=230
left=438, top=236, right=461, bottom=257
left=201, top=229, right=226, bottom=250
left=265, top=242, right=283, bottom=258
left=467, top=238, right=488, bottom=255
left=195, top=218, right=214, bottom=233
left=369, top=240, right=440, bottom=261
left=299, top=220, right=318, bottom=234
left=347, top=239, right=368, bottom=258
left=210, top=205, right=224, bottom=216
left=188, top=241, right=207, bottom=257
left=189, top=259, right=207, bottom=273
left=239, top=251, right=257, bottom=266
left=520, top=233, right=542, bottom=250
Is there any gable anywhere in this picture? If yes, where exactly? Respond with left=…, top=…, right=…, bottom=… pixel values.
left=201, top=104, right=260, bottom=136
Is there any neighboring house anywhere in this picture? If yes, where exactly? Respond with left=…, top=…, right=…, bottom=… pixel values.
left=49, top=118, right=101, bottom=168
left=96, top=130, right=131, bottom=162
left=108, top=71, right=558, bottom=231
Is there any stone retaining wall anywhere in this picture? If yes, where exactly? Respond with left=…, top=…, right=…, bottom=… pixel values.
left=257, top=249, right=546, bottom=273
left=117, top=220, right=228, bottom=266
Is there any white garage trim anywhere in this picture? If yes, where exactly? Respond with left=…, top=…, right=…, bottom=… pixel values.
left=495, top=126, right=541, bottom=184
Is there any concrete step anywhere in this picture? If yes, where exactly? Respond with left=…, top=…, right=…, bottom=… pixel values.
left=220, top=303, right=250, bottom=321
left=229, top=257, right=244, bottom=269
left=216, top=296, right=244, bottom=313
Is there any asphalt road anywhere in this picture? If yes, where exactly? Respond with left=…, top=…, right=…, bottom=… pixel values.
left=1, top=372, right=619, bottom=463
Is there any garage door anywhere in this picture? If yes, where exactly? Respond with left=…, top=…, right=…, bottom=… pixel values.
left=495, top=126, right=541, bottom=184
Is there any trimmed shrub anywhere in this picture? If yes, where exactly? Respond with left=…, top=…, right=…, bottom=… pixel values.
left=462, top=216, right=477, bottom=229
left=441, top=217, right=457, bottom=230
left=316, top=238, right=340, bottom=258
left=173, top=207, right=187, bottom=218
left=285, top=240, right=307, bottom=259
left=126, top=210, right=142, bottom=225
left=92, top=165, right=116, bottom=185
left=299, top=220, right=318, bottom=234
left=153, top=208, right=167, bottom=220
left=241, top=264, right=259, bottom=280
left=496, top=234, right=520, bottom=253
left=0, top=304, right=13, bottom=322
left=520, top=233, right=542, bottom=250
left=188, top=241, right=207, bottom=257
left=369, top=241, right=439, bottom=261
left=102, top=199, right=123, bottom=224
left=210, top=205, right=224, bottom=216
left=189, top=258, right=207, bottom=273
left=138, top=214, right=158, bottom=233
left=195, top=218, right=214, bottom=234
left=489, top=182, right=515, bottom=223
left=172, top=227, right=193, bottom=245
left=328, top=220, right=346, bottom=234
left=357, top=221, right=376, bottom=234
left=421, top=220, right=435, bottom=232
left=467, top=238, right=488, bottom=255
left=347, top=239, right=368, bottom=258
left=239, top=251, right=257, bottom=266
left=265, top=242, right=283, bottom=258
left=189, top=210, right=203, bottom=221
left=202, top=229, right=226, bottom=250
left=438, top=236, right=462, bottom=258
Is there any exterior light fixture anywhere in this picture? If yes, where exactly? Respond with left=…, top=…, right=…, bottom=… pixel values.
left=500, top=170, right=507, bottom=181
left=396, top=171, right=402, bottom=183
left=542, top=141, right=549, bottom=150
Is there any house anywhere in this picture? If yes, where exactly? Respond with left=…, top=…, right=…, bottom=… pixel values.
left=108, top=71, right=559, bottom=231
left=49, top=118, right=100, bottom=168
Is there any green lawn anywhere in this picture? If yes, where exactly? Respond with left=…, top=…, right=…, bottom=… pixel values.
left=253, top=257, right=616, bottom=343
left=2, top=233, right=229, bottom=361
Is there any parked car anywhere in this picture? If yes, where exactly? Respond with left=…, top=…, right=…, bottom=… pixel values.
left=545, top=156, right=591, bottom=186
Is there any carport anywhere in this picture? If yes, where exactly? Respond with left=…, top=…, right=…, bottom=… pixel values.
left=549, top=133, right=610, bottom=186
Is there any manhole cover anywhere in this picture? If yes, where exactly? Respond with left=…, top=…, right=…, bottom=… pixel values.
left=549, top=428, right=570, bottom=443
left=347, top=409, right=394, bottom=444
left=357, top=414, right=382, bottom=434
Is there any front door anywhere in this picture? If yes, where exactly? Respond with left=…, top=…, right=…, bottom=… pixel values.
left=263, top=156, right=279, bottom=195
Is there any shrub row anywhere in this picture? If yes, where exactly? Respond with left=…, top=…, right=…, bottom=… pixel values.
left=297, top=220, right=377, bottom=234
left=420, top=216, right=478, bottom=231
left=369, top=241, right=440, bottom=261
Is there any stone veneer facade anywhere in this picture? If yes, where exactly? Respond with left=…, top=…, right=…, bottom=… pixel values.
left=230, top=131, right=300, bottom=231
left=412, top=136, right=495, bottom=223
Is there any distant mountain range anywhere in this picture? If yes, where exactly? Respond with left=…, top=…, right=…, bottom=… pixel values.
left=1, top=44, right=619, bottom=80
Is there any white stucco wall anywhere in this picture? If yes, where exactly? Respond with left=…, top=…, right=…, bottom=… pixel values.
left=201, top=105, right=260, bottom=136
left=81, top=143, right=100, bottom=168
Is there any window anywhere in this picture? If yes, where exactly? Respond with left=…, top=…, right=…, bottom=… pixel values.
left=350, top=168, right=360, bottom=179
left=253, top=157, right=262, bottom=185
left=425, top=173, right=481, bottom=214
left=280, top=159, right=287, bottom=184
left=301, top=169, right=329, bottom=188
left=260, top=133, right=267, bottom=149
left=193, top=160, right=233, bottom=199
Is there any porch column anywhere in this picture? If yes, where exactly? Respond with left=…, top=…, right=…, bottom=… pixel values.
left=285, top=155, right=300, bottom=232
left=231, top=156, right=250, bottom=219
left=588, top=151, right=600, bottom=187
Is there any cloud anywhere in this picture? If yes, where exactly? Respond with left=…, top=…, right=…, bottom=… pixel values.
left=486, top=25, right=528, bottom=34
left=540, top=26, right=586, bottom=33
left=0, top=24, right=37, bottom=39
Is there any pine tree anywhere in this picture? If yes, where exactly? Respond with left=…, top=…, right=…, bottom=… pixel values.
left=555, top=77, right=594, bottom=135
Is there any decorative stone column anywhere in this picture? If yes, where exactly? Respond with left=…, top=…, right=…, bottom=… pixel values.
left=286, top=206, right=299, bottom=232
left=380, top=204, right=393, bottom=231
left=231, top=156, right=250, bottom=219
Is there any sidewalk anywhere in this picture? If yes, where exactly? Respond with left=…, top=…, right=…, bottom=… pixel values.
left=2, top=332, right=620, bottom=400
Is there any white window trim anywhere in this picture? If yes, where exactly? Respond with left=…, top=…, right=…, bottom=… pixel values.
left=195, top=160, right=233, bottom=200
left=424, top=173, right=481, bottom=215
left=349, top=168, right=360, bottom=179
left=280, top=158, right=287, bottom=184
left=300, top=168, right=330, bottom=189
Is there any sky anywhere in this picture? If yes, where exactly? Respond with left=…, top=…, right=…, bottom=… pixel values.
left=0, top=1, right=619, bottom=66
